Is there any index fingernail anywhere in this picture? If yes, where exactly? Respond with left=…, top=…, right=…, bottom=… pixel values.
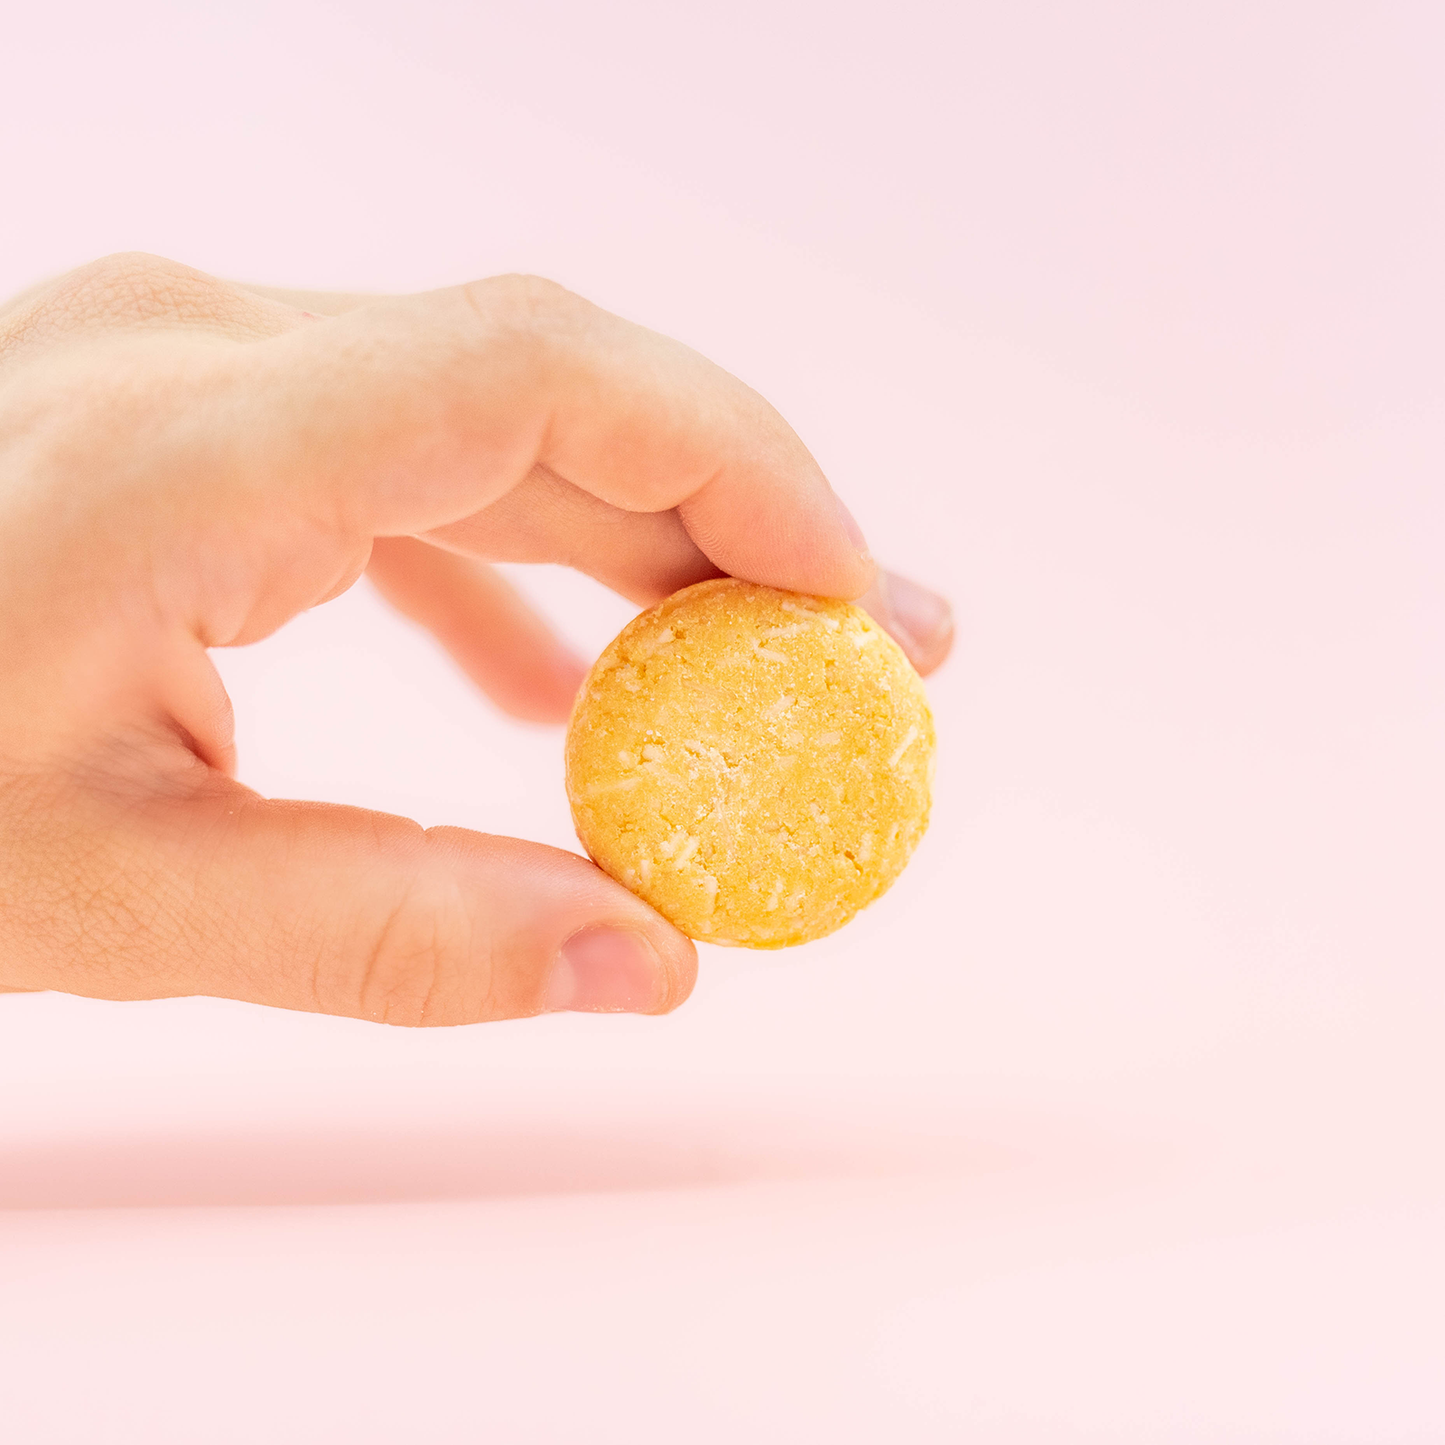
left=884, top=571, right=952, bottom=656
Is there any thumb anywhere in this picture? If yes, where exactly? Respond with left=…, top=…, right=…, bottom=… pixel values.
left=2, top=776, right=696, bottom=1023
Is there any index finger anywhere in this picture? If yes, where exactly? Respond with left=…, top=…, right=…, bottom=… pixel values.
left=232, top=276, right=875, bottom=600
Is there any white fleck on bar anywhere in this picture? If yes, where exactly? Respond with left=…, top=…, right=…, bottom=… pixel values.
left=888, top=725, right=920, bottom=768
left=781, top=600, right=840, bottom=629
left=583, top=775, right=643, bottom=798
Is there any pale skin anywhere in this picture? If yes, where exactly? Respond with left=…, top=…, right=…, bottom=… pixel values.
left=0, top=253, right=953, bottom=1024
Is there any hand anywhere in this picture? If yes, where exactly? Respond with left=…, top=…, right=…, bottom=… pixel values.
left=0, top=254, right=952, bottom=1024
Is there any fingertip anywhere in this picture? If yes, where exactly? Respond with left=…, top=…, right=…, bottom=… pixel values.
left=367, top=539, right=588, bottom=724
left=652, top=923, right=699, bottom=1013
left=830, top=491, right=873, bottom=568
left=550, top=647, right=591, bottom=716
left=499, top=645, right=588, bottom=725
left=679, top=484, right=875, bottom=603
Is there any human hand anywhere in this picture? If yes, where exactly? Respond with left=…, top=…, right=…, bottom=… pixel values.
left=0, top=254, right=952, bottom=1023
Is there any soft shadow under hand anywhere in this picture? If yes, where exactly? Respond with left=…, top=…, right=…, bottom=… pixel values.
left=0, top=1101, right=1063, bottom=1210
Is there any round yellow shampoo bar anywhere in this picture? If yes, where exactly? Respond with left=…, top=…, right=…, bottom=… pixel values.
left=564, top=578, right=935, bottom=948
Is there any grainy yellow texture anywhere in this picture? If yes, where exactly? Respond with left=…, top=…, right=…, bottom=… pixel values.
left=565, top=578, right=934, bottom=948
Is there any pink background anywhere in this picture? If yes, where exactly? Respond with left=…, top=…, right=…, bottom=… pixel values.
left=2, top=3, right=1442, bottom=1439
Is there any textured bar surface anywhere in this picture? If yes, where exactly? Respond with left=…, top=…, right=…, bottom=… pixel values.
left=566, top=578, right=934, bottom=947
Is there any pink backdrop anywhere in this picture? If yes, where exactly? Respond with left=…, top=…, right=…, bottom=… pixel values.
left=2, top=3, right=1442, bottom=1439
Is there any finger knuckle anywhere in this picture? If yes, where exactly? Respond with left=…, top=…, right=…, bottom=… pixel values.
left=347, top=864, right=476, bottom=1027
left=0, top=255, right=226, bottom=467
left=50, top=252, right=226, bottom=329
left=1, top=254, right=236, bottom=372
left=463, top=272, right=589, bottom=337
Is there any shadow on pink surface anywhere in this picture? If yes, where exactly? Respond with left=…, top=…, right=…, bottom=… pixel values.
left=0, top=1103, right=1145, bottom=1210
